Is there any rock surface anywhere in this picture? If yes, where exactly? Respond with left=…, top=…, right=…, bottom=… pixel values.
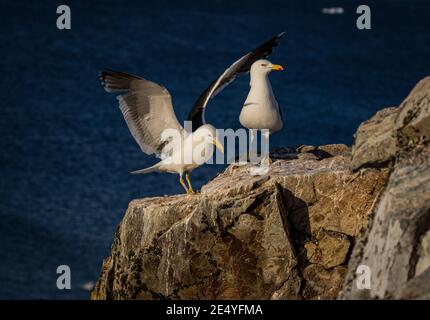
left=91, top=144, right=387, bottom=300
left=340, top=76, right=430, bottom=299
left=351, top=107, right=398, bottom=170
left=92, top=76, right=430, bottom=300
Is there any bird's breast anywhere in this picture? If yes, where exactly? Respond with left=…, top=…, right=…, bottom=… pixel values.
left=239, top=99, right=283, bottom=132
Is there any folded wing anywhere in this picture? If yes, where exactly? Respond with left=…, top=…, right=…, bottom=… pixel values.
left=100, top=70, right=183, bottom=158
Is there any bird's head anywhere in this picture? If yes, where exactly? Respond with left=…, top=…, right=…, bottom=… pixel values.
left=194, top=124, right=224, bottom=154
left=251, top=59, right=284, bottom=75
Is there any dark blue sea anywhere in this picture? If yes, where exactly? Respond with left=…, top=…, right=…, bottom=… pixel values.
left=1, top=0, right=429, bottom=299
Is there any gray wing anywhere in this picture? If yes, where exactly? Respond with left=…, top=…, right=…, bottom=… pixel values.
left=100, top=70, right=183, bottom=158
left=187, top=32, right=285, bottom=131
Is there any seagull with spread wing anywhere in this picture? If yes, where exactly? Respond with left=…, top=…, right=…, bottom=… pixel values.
left=188, top=33, right=285, bottom=164
left=188, top=32, right=284, bottom=131
left=100, top=70, right=224, bottom=194
left=100, top=32, right=284, bottom=194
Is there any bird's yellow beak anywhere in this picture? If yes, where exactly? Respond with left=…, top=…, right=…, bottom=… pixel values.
left=271, top=64, right=284, bottom=71
left=211, top=138, right=224, bottom=153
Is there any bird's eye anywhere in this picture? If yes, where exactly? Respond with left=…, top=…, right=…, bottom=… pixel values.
left=261, top=63, right=267, bottom=67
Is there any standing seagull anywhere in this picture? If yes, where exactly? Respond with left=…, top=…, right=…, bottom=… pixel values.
left=239, top=59, right=284, bottom=162
left=188, top=32, right=285, bottom=131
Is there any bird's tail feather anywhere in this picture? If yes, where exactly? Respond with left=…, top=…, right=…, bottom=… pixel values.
left=131, top=164, right=159, bottom=175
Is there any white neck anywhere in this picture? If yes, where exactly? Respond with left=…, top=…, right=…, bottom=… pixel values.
left=247, top=72, right=274, bottom=102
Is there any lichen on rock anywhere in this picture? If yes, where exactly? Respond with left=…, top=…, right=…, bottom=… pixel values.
left=92, top=144, right=387, bottom=300
left=340, top=76, right=430, bottom=300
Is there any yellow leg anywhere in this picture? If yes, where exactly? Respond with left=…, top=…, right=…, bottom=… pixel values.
left=185, top=173, right=195, bottom=194
left=179, top=175, right=189, bottom=194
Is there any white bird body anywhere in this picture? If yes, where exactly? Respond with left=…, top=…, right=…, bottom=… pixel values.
left=100, top=70, right=223, bottom=194
left=239, top=59, right=283, bottom=134
left=149, top=125, right=220, bottom=175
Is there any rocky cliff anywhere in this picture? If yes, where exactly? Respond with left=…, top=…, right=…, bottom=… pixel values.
left=92, top=76, right=430, bottom=300
left=340, top=76, right=430, bottom=299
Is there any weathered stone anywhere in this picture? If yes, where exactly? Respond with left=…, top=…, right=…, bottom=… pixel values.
left=92, top=145, right=386, bottom=300
left=415, top=230, right=430, bottom=276
left=341, top=76, right=430, bottom=300
left=302, top=264, right=347, bottom=300
left=305, top=230, right=350, bottom=268
left=297, top=144, right=351, bottom=159
left=396, top=76, right=430, bottom=148
left=392, top=267, right=430, bottom=300
left=303, top=168, right=388, bottom=237
left=92, top=183, right=301, bottom=300
left=351, top=107, right=398, bottom=170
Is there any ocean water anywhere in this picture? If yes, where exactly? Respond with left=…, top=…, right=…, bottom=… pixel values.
left=0, top=0, right=429, bottom=299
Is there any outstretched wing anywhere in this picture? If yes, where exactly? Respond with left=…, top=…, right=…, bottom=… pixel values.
left=187, top=32, right=285, bottom=131
left=100, top=70, right=183, bottom=158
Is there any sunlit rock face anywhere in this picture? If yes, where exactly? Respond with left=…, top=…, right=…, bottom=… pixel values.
left=91, top=144, right=387, bottom=300
left=341, top=76, right=430, bottom=300
left=92, top=76, right=430, bottom=300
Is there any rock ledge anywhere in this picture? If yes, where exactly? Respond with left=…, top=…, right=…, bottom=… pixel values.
left=92, top=144, right=387, bottom=300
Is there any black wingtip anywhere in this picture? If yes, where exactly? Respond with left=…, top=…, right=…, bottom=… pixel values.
left=99, top=70, right=116, bottom=92
left=99, top=70, right=108, bottom=91
left=99, top=69, right=144, bottom=93
left=272, top=31, right=285, bottom=46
